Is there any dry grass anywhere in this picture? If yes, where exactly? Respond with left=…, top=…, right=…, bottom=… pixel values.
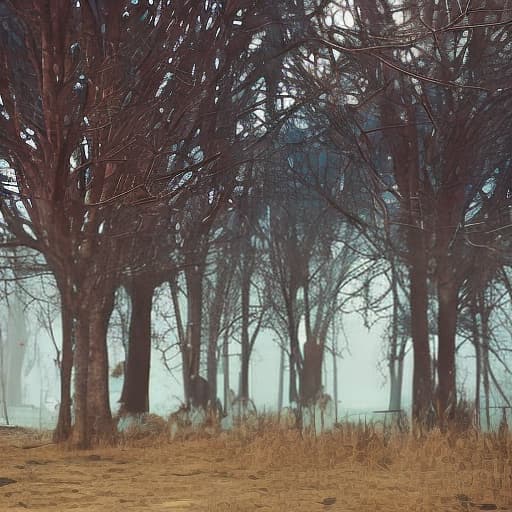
left=0, top=418, right=511, bottom=511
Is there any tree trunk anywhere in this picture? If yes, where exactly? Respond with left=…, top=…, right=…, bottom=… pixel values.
left=207, top=257, right=230, bottom=406
left=288, top=326, right=301, bottom=404
left=72, top=276, right=116, bottom=448
left=206, top=330, right=218, bottom=407
left=437, top=262, right=458, bottom=423
left=0, top=333, right=9, bottom=425
left=300, top=339, right=323, bottom=404
left=72, top=303, right=91, bottom=448
left=331, top=325, right=338, bottom=423
left=277, top=342, right=284, bottom=414
left=169, top=277, right=188, bottom=404
left=388, top=262, right=404, bottom=411
left=120, top=276, right=155, bottom=415
left=408, top=227, right=433, bottom=423
left=388, top=359, right=404, bottom=410
left=87, top=285, right=116, bottom=440
left=480, top=295, right=491, bottom=430
left=53, top=298, right=74, bottom=442
left=285, top=288, right=301, bottom=404
left=184, top=266, right=204, bottom=406
left=239, top=269, right=251, bottom=401
left=470, top=297, right=481, bottom=429
left=289, top=349, right=299, bottom=404
left=5, top=295, right=28, bottom=407
left=222, top=329, right=230, bottom=415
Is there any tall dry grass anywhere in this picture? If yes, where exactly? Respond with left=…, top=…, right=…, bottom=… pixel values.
left=119, top=410, right=510, bottom=470
left=115, top=412, right=512, bottom=509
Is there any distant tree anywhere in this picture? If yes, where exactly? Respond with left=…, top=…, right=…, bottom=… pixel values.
left=261, top=122, right=361, bottom=406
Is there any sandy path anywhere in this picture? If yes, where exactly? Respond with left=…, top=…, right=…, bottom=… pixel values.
left=0, top=428, right=510, bottom=511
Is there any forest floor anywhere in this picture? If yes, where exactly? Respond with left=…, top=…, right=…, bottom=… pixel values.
left=0, top=424, right=511, bottom=511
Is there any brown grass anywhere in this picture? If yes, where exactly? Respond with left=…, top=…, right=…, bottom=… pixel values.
left=0, top=418, right=510, bottom=511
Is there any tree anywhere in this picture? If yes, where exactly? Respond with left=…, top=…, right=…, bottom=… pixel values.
left=302, top=0, right=512, bottom=425
left=0, top=0, right=293, bottom=446
left=261, top=121, right=360, bottom=406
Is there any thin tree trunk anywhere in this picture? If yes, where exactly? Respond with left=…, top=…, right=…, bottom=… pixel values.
left=389, top=356, right=405, bottom=410
left=185, top=266, right=204, bottom=406
left=240, top=268, right=251, bottom=401
left=53, top=298, right=74, bottom=442
left=408, top=226, right=432, bottom=423
left=207, top=258, right=230, bottom=406
left=72, top=302, right=91, bottom=448
left=388, top=260, right=406, bottom=411
left=120, top=276, right=155, bottom=415
left=303, top=278, right=312, bottom=344
left=288, top=328, right=300, bottom=404
left=480, top=295, right=491, bottom=430
left=5, top=295, right=28, bottom=406
left=206, top=330, right=218, bottom=407
left=222, top=329, right=230, bottom=415
left=0, top=331, right=9, bottom=425
left=437, top=262, right=458, bottom=423
left=169, top=277, right=188, bottom=404
left=289, top=349, right=298, bottom=404
left=388, top=99, right=432, bottom=425
left=470, top=297, right=481, bottom=429
left=331, top=324, right=338, bottom=423
left=285, top=288, right=301, bottom=404
left=277, top=342, right=284, bottom=414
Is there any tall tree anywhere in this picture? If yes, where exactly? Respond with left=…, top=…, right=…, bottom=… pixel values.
left=0, top=0, right=292, bottom=445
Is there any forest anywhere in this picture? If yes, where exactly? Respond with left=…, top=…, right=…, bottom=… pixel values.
left=0, top=0, right=511, bottom=454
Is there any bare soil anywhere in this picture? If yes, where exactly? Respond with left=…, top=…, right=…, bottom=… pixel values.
left=0, top=425, right=511, bottom=511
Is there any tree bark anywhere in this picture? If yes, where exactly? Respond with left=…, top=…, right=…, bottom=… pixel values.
left=169, top=277, right=188, bottom=404
left=331, top=325, right=339, bottom=423
left=480, top=295, right=491, bottom=430
left=0, top=333, right=9, bottom=425
left=206, top=256, right=230, bottom=406
left=184, top=265, right=204, bottom=406
left=288, top=349, right=299, bottom=404
left=239, top=268, right=251, bottom=401
left=284, top=283, right=301, bottom=404
left=408, top=226, right=433, bottom=422
left=436, top=261, right=458, bottom=423
left=277, top=342, right=284, bottom=414
left=387, top=261, right=405, bottom=411
left=120, top=276, right=155, bottom=415
left=53, top=297, right=74, bottom=442
left=71, top=302, right=91, bottom=448
left=206, top=329, right=218, bottom=407
left=388, top=357, right=404, bottom=410
left=87, top=285, right=116, bottom=440
left=71, top=276, right=116, bottom=447
left=5, top=297, right=27, bottom=406
left=384, top=96, right=432, bottom=424
left=300, top=339, right=323, bottom=404
left=470, top=297, right=481, bottom=429
left=222, top=329, right=230, bottom=415
left=288, top=324, right=301, bottom=404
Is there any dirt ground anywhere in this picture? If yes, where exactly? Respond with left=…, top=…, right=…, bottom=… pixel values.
left=0, top=425, right=511, bottom=511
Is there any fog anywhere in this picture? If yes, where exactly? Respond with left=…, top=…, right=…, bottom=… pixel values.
left=8, top=308, right=405, bottom=426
